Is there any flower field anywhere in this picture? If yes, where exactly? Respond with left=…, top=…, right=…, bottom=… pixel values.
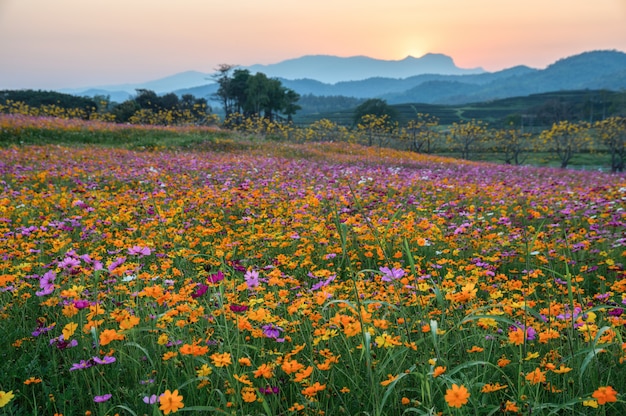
left=0, top=120, right=625, bottom=415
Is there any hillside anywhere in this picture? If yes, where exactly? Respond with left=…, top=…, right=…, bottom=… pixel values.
left=294, top=89, right=626, bottom=127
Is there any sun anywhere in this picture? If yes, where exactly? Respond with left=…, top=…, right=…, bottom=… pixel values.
left=398, top=38, right=428, bottom=59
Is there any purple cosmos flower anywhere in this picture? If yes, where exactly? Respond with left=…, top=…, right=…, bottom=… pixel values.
left=143, top=394, right=158, bottom=404
left=379, top=267, right=405, bottom=282
left=259, top=386, right=280, bottom=395
left=311, top=275, right=336, bottom=291
left=73, top=299, right=90, bottom=309
left=262, top=324, right=285, bottom=342
left=128, top=246, right=151, bottom=256
left=92, top=356, right=116, bottom=365
left=191, top=283, right=208, bottom=299
left=50, top=334, right=78, bottom=350
left=244, top=270, right=260, bottom=288
left=94, top=394, right=112, bottom=403
left=70, top=359, right=93, bottom=371
left=32, top=321, right=55, bottom=337
left=229, top=304, right=249, bottom=313
left=35, top=270, right=56, bottom=297
left=525, top=326, right=537, bottom=341
left=58, top=256, right=81, bottom=270
left=108, top=257, right=126, bottom=272
left=207, top=271, right=224, bottom=284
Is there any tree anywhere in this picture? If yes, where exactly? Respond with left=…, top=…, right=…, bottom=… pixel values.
left=539, top=120, right=591, bottom=168
left=403, top=112, right=439, bottom=153
left=160, top=93, right=180, bottom=111
left=493, top=127, right=532, bottom=165
left=282, top=89, right=301, bottom=122
left=448, top=120, right=488, bottom=160
left=353, top=98, right=397, bottom=126
left=134, top=89, right=160, bottom=111
left=111, top=100, right=140, bottom=123
left=357, top=114, right=396, bottom=147
left=212, top=64, right=238, bottom=117
left=595, top=116, right=626, bottom=172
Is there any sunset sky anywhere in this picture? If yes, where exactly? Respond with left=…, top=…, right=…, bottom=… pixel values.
left=1, top=0, right=625, bottom=90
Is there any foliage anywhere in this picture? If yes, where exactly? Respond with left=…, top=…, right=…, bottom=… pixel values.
left=0, top=89, right=98, bottom=115
left=447, top=119, right=489, bottom=160
left=539, top=120, right=592, bottom=169
left=212, top=67, right=300, bottom=122
left=353, top=98, right=398, bottom=126
left=595, top=117, right=626, bottom=172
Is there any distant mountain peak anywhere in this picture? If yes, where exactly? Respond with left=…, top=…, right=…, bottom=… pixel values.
left=244, top=54, right=484, bottom=84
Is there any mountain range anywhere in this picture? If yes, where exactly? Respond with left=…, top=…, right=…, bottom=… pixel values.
left=61, top=50, right=626, bottom=106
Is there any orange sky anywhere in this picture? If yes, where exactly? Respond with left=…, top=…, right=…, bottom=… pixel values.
left=0, top=0, right=625, bottom=89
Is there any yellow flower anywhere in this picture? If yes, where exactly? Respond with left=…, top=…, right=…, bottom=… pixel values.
left=159, top=389, right=184, bottom=414
left=62, top=322, right=78, bottom=339
left=551, top=364, right=572, bottom=374
left=157, top=333, right=169, bottom=345
left=582, top=399, right=599, bottom=408
left=0, top=390, right=15, bottom=408
left=375, top=332, right=402, bottom=348
left=196, top=364, right=212, bottom=378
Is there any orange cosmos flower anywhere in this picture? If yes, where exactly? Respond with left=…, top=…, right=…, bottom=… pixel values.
left=301, top=382, right=326, bottom=398
left=281, top=359, right=304, bottom=375
left=294, top=366, right=313, bottom=383
left=380, top=374, right=398, bottom=387
left=179, top=343, right=208, bottom=356
left=241, top=387, right=257, bottom=403
left=592, top=386, right=618, bottom=405
left=253, top=363, right=274, bottom=379
left=432, top=366, right=446, bottom=378
left=481, top=382, right=508, bottom=393
left=497, top=357, right=511, bottom=367
left=445, top=384, right=470, bottom=408
left=159, top=389, right=184, bottom=414
left=525, top=368, right=546, bottom=385
left=503, top=401, right=519, bottom=412
left=508, top=327, right=525, bottom=345
left=238, top=357, right=252, bottom=366
left=99, top=329, right=125, bottom=346
left=210, top=352, right=232, bottom=367
left=24, top=377, right=42, bottom=385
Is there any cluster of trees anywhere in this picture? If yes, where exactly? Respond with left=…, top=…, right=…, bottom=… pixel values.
left=213, top=65, right=301, bottom=122
left=0, top=89, right=212, bottom=126
left=1, top=90, right=99, bottom=113
left=111, top=89, right=211, bottom=125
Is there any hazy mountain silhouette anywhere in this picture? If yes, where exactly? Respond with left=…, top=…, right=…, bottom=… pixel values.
left=245, top=53, right=484, bottom=83
left=62, top=50, right=626, bottom=106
